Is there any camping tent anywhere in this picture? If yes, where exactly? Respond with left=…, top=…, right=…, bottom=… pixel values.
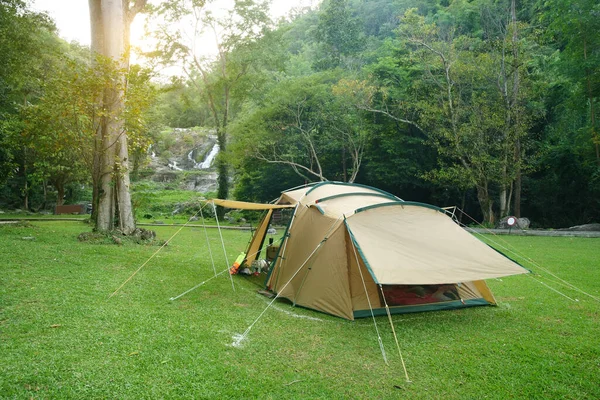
left=226, top=182, right=528, bottom=320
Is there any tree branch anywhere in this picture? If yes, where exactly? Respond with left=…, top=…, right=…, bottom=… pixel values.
left=126, top=0, right=148, bottom=25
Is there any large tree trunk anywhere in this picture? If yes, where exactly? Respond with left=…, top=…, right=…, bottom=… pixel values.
left=116, top=134, right=135, bottom=233
left=97, top=117, right=115, bottom=231
left=89, top=0, right=104, bottom=225
left=511, top=0, right=522, bottom=217
left=499, top=185, right=508, bottom=218
left=90, top=0, right=137, bottom=234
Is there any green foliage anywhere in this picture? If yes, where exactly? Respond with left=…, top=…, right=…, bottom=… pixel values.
left=0, top=1, right=57, bottom=187
left=0, top=0, right=159, bottom=211
left=3, top=0, right=598, bottom=228
left=313, top=0, right=365, bottom=69
left=537, top=0, right=600, bottom=164
left=231, top=71, right=372, bottom=183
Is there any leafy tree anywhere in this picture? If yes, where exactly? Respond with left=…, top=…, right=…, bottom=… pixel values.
left=313, top=0, right=364, bottom=70
left=152, top=0, right=275, bottom=210
left=356, top=6, right=543, bottom=224
left=539, top=0, right=600, bottom=165
left=0, top=0, right=56, bottom=202
left=232, top=72, right=369, bottom=183
left=20, top=54, right=97, bottom=206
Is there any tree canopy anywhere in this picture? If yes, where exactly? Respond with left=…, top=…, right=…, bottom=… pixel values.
left=0, top=0, right=598, bottom=227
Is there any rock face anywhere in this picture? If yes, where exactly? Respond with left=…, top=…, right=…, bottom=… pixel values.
left=184, top=171, right=218, bottom=193
left=497, top=216, right=530, bottom=229
left=148, top=128, right=219, bottom=193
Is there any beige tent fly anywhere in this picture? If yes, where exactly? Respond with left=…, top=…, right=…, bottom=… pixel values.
left=222, top=182, right=528, bottom=320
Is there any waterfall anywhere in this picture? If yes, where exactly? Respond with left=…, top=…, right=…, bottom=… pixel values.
left=188, top=150, right=202, bottom=169
left=168, top=160, right=183, bottom=171
left=148, top=144, right=156, bottom=158
left=199, top=144, right=220, bottom=169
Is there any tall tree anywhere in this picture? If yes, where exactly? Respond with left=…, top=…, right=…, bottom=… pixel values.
left=231, top=73, right=368, bottom=183
left=153, top=0, right=273, bottom=208
left=88, top=0, right=147, bottom=233
left=396, top=8, right=526, bottom=224
left=314, top=0, right=364, bottom=70
left=540, top=0, right=600, bottom=165
left=0, top=0, right=57, bottom=205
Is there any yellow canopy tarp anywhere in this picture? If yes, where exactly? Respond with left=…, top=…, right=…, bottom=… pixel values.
left=208, top=199, right=294, bottom=210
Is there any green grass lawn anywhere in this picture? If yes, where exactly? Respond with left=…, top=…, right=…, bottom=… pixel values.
left=1, top=222, right=599, bottom=399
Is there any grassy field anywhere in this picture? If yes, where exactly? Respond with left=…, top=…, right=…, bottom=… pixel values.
left=1, top=221, right=599, bottom=399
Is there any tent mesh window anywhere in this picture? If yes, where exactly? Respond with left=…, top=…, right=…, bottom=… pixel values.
left=379, top=284, right=460, bottom=307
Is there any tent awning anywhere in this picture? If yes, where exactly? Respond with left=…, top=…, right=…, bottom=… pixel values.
left=208, top=199, right=295, bottom=210
left=345, top=204, right=528, bottom=285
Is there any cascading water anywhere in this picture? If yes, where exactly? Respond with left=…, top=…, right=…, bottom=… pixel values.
left=187, top=143, right=219, bottom=169
left=199, top=144, right=220, bottom=169
left=188, top=150, right=202, bottom=169
left=168, top=160, right=183, bottom=171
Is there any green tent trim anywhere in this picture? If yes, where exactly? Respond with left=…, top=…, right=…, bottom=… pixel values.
left=353, top=298, right=491, bottom=318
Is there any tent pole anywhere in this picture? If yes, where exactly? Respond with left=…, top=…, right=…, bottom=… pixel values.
left=272, top=204, right=300, bottom=290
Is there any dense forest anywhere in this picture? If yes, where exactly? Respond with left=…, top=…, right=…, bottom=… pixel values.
left=0, top=0, right=598, bottom=228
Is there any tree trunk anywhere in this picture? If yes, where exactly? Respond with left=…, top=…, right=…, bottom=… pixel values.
left=342, top=143, right=347, bottom=182
left=215, top=83, right=230, bottom=219
left=22, top=151, right=28, bottom=211
left=116, top=133, right=135, bottom=234
left=56, top=182, right=65, bottom=207
left=89, top=0, right=104, bottom=225
left=95, top=0, right=121, bottom=231
left=216, top=128, right=228, bottom=219
left=42, top=179, right=47, bottom=210
left=583, top=35, right=600, bottom=165
left=97, top=116, right=115, bottom=231
left=499, top=185, right=508, bottom=218
left=511, top=0, right=522, bottom=217
left=90, top=0, right=136, bottom=234
left=476, top=183, right=494, bottom=225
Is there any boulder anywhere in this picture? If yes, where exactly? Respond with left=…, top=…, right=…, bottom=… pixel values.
left=558, top=223, right=600, bottom=232
left=497, top=216, right=530, bottom=229
left=131, top=228, right=156, bottom=241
